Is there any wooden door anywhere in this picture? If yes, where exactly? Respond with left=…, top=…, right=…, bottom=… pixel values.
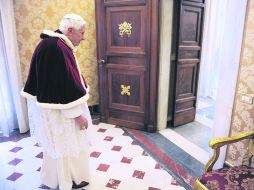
left=95, top=0, right=159, bottom=131
left=172, top=0, right=205, bottom=127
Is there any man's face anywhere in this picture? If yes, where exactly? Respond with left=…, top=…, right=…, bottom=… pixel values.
left=69, top=26, right=85, bottom=47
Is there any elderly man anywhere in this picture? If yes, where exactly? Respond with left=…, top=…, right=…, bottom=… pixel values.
left=21, top=13, right=92, bottom=190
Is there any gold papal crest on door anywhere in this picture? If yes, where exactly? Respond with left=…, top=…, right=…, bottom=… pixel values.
left=121, top=85, right=131, bottom=96
left=118, top=21, right=132, bottom=37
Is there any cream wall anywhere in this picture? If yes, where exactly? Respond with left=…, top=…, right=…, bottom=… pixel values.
left=14, top=0, right=98, bottom=105
left=226, top=0, right=254, bottom=166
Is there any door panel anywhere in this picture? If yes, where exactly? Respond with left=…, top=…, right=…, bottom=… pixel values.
left=106, top=6, right=145, bottom=52
left=95, top=0, right=159, bottom=131
left=180, top=5, right=203, bottom=45
left=173, top=0, right=205, bottom=127
left=108, top=67, right=145, bottom=112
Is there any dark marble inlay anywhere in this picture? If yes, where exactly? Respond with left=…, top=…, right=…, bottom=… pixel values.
left=155, top=163, right=163, bottom=169
left=97, top=128, right=107, bottom=133
left=121, top=157, right=133, bottom=164
left=90, top=151, right=101, bottom=158
left=6, top=172, right=23, bottom=181
left=104, top=136, right=113, bottom=141
left=111, top=145, right=122, bottom=151
left=9, top=147, right=22, bottom=153
left=106, top=179, right=121, bottom=189
left=8, top=158, right=22, bottom=166
left=148, top=187, right=160, bottom=190
left=97, top=164, right=110, bottom=172
left=132, top=170, right=145, bottom=179
left=35, top=152, right=43, bottom=159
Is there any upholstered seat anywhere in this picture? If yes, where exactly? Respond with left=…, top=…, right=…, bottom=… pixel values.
left=194, top=131, right=254, bottom=190
left=196, top=165, right=254, bottom=189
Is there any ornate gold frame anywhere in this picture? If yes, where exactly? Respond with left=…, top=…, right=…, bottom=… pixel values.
left=194, top=130, right=254, bottom=190
left=205, top=131, right=254, bottom=172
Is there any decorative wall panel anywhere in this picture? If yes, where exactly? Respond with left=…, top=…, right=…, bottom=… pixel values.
left=226, top=0, right=254, bottom=166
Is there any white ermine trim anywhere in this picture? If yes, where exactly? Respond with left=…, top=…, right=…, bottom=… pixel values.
left=21, top=88, right=90, bottom=110
left=86, top=85, right=90, bottom=93
left=73, top=53, right=87, bottom=89
left=21, top=89, right=36, bottom=100
left=36, top=93, right=90, bottom=110
left=42, top=30, right=76, bottom=51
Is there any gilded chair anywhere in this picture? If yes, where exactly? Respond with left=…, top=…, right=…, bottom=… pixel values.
left=193, top=131, right=254, bottom=190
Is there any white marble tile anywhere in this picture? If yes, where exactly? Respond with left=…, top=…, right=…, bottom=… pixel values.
left=97, top=151, right=123, bottom=165
left=15, top=156, right=42, bottom=174
left=120, top=144, right=144, bottom=158
left=0, top=151, right=16, bottom=166
left=90, top=141, right=113, bottom=152
left=14, top=145, right=42, bottom=160
left=0, top=164, right=15, bottom=180
left=89, top=157, right=101, bottom=171
left=104, top=127, right=125, bottom=137
left=107, top=162, right=134, bottom=180
left=131, top=155, right=157, bottom=171
left=88, top=170, right=110, bottom=190
left=0, top=123, right=187, bottom=190
left=111, top=135, right=133, bottom=146
left=0, top=141, right=16, bottom=153
left=0, top=180, right=14, bottom=190
left=97, top=123, right=116, bottom=129
left=13, top=171, right=41, bottom=190
left=143, top=169, right=173, bottom=189
left=118, top=177, right=149, bottom=190
left=16, top=137, right=36, bottom=147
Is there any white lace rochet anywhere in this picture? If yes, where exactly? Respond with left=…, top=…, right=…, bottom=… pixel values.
left=28, top=100, right=92, bottom=159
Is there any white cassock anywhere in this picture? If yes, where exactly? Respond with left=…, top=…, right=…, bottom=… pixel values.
left=28, top=100, right=92, bottom=190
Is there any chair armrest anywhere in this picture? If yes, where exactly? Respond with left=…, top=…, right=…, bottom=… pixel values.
left=205, top=131, right=254, bottom=172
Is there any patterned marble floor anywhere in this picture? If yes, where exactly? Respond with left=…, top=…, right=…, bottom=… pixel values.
left=0, top=123, right=185, bottom=190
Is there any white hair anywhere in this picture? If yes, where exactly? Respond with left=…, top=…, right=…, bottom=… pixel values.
left=59, top=13, right=87, bottom=32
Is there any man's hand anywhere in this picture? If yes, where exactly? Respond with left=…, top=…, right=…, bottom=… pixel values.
left=75, top=115, right=88, bottom=130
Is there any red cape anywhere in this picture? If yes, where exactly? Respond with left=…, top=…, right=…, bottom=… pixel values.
left=21, top=30, right=89, bottom=109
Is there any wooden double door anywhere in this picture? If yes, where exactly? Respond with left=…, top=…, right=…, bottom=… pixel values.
left=95, top=0, right=159, bottom=131
left=95, top=0, right=206, bottom=130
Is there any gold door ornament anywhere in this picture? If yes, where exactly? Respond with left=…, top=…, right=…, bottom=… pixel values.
left=118, top=21, right=132, bottom=37
left=121, top=85, right=131, bottom=96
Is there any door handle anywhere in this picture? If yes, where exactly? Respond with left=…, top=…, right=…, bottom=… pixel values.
left=98, top=59, right=105, bottom=64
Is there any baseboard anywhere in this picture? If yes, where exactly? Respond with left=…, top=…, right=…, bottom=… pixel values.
left=92, top=115, right=100, bottom=125
left=88, top=104, right=100, bottom=115
left=88, top=104, right=100, bottom=125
